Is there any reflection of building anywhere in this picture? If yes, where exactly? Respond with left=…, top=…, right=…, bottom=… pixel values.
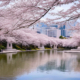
left=38, top=51, right=77, bottom=72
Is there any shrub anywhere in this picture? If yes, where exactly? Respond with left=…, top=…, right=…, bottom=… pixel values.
left=0, top=45, right=5, bottom=49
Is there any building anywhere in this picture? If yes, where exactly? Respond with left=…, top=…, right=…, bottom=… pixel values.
left=47, top=27, right=61, bottom=38
left=36, top=24, right=61, bottom=38
left=36, top=23, right=71, bottom=38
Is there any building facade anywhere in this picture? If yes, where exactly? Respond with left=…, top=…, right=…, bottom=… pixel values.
left=36, top=23, right=71, bottom=38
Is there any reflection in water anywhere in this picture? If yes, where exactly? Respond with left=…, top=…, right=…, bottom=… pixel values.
left=38, top=51, right=77, bottom=72
left=0, top=50, right=80, bottom=80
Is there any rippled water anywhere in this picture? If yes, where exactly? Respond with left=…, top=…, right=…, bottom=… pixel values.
left=0, top=50, right=80, bottom=80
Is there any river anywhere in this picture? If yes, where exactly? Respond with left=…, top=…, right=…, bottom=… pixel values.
left=0, top=50, right=80, bottom=80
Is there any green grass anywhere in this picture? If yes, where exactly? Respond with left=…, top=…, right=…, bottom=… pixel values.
left=31, top=48, right=40, bottom=50
left=45, top=48, right=51, bottom=49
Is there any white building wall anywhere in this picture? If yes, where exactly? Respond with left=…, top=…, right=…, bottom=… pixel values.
left=47, top=29, right=61, bottom=38
left=36, top=26, right=61, bottom=38
left=56, top=29, right=61, bottom=38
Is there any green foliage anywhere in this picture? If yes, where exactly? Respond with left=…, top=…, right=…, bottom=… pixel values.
left=0, top=41, right=7, bottom=49
left=45, top=44, right=50, bottom=48
left=59, top=36, right=67, bottom=39
left=0, top=45, right=5, bottom=49
left=13, top=44, right=38, bottom=50
left=2, top=42, right=7, bottom=47
left=45, top=48, right=51, bottom=49
left=59, top=36, right=64, bottom=39
left=0, top=41, right=77, bottom=51
left=13, top=44, right=24, bottom=50
left=26, top=45, right=37, bottom=50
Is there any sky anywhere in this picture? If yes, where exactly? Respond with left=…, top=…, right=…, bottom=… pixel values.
left=41, top=1, right=80, bottom=23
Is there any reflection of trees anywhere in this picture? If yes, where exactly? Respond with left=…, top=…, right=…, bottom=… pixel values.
left=0, top=77, right=16, bottom=80
left=0, top=50, right=79, bottom=78
left=75, top=58, right=80, bottom=72
left=38, top=51, right=78, bottom=72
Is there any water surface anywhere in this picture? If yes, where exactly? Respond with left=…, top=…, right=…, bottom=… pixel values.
left=0, top=50, right=80, bottom=80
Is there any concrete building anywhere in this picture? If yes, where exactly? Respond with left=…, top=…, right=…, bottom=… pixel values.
left=36, top=23, right=72, bottom=38
left=47, top=28, right=61, bottom=38
left=36, top=25, right=61, bottom=38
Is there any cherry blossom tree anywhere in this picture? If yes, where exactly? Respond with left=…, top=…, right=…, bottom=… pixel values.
left=0, top=0, right=79, bottom=49
left=0, top=27, right=60, bottom=49
left=0, top=0, right=78, bottom=29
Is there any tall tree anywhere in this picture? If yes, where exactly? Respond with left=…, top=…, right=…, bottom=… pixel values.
left=0, top=0, right=79, bottom=48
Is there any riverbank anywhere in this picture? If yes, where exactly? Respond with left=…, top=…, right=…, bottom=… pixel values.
left=0, top=48, right=69, bottom=54
left=0, top=48, right=58, bottom=54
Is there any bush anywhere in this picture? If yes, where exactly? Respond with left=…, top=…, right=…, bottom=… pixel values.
left=59, top=36, right=64, bottom=39
left=13, top=44, right=24, bottom=50
left=0, top=45, right=5, bottom=49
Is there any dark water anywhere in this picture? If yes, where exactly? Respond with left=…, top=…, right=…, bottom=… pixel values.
left=0, top=50, right=80, bottom=80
